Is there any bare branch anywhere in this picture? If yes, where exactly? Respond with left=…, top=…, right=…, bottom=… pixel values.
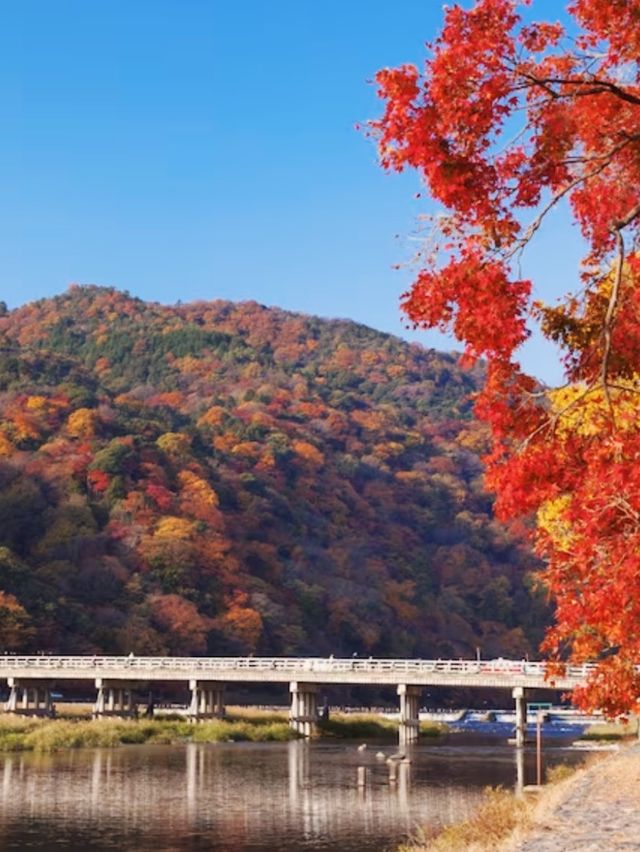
left=600, top=231, right=624, bottom=424
left=517, top=379, right=599, bottom=451
left=504, top=158, right=616, bottom=260
left=613, top=202, right=640, bottom=232
left=519, top=73, right=640, bottom=107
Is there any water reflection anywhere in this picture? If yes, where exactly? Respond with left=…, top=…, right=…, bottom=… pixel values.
left=515, top=744, right=525, bottom=794
left=0, top=738, right=584, bottom=851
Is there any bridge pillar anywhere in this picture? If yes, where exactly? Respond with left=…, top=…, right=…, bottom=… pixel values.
left=188, top=680, right=225, bottom=721
left=398, top=684, right=421, bottom=746
left=289, top=682, right=318, bottom=738
left=5, top=678, right=54, bottom=717
left=512, top=686, right=527, bottom=748
left=93, top=679, right=136, bottom=718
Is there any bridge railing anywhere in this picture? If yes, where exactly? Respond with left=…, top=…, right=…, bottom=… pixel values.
left=0, top=655, right=596, bottom=680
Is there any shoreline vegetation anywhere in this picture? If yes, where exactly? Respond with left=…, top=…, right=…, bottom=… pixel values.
left=0, top=703, right=631, bottom=755
left=399, top=758, right=601, bottom=852
left=0, top=708, right=446, bottom=753
left=399, top=733, right=640, bottom=852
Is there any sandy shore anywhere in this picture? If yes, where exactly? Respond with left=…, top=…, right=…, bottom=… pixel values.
left=506, top=743, right=640, bottom=851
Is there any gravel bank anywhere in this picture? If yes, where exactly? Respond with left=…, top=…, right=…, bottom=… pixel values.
left=509, top=744, right=640, bottom=852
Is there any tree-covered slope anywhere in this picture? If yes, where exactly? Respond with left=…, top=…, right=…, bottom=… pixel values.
left=0, top=285, right=546, bottom=657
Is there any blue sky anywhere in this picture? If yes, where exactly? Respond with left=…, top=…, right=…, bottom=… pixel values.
left=2, top=1, right=582, bottom=384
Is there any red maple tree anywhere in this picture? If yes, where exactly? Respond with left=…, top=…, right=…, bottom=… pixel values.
left=370, top=0, right=640, bottom=714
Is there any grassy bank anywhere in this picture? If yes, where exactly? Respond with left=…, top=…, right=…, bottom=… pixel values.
left=579, top=719, right=637, bottom=741
left=0, top=713, right=295, bottom=753
left=399, top=787, right=530, bottom=852
left=398, top=759, right=599, bottom=852
left=318, top=712, right=446, bottom=740
left=0, top=708, right=445, bottom=752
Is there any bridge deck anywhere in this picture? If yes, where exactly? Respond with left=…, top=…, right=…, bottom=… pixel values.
left=0, top=656, right=590, bottom=690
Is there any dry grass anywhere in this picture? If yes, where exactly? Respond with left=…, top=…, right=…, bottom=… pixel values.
left=399, top=788, right=532, bottom=852
left=319, top=711, right=445, bottom=740
left=580, top=719, right=636, bottom=740
left=52, top=702, right=93, bottom=717
left=0, top=712, right=295, bottom=752
left=224, top=706, right=288, bottom=724
left=0, top=706, right=443, bottom=751
left=399, top=755, right=604, bottom=852
left=319, top=712, right=399, bottom=739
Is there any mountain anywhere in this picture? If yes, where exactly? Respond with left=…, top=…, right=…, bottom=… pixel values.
left=0, top=285, right=546, bottom=658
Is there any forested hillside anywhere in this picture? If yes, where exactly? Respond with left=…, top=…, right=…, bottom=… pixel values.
left=0, top=286, right=546, bottom=658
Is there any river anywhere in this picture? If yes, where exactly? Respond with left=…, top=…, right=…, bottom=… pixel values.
left=0, top=734, right=589, bottom=851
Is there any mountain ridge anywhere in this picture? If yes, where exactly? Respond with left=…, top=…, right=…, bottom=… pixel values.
left=0, top=285, right=546, bottom=659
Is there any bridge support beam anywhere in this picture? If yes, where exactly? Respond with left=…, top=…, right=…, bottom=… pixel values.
left=513, top=686, right=528, bottom=748
left=398, top=684, right=421, bottom=746
left=289, top=682, right=318, bottom=738
left=5, top=678, right=54, bottom=717
left=93, top=679, right=136, bottom=718
left=188, top=680, right=225, bottom=721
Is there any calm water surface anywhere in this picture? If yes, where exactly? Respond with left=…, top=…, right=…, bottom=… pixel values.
left=0, top=735, right=588, bottom=851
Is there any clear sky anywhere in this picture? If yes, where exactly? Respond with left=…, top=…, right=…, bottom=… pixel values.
left=3, top=0, right=583, bottom=385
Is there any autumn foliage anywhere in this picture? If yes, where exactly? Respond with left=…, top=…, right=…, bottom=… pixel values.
left=371, top=0, right=640, bottom=713
left=0, top=286, right=542, bottom=660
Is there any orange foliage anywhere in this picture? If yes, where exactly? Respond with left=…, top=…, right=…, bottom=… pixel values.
left=197, top=406, right=226, bottom=428
left=147, top=391, right=183, bottom=410
left=0, top=592, right=34, bottom=649
left=25, top=395, right=48, bottom=411
left=231, top=441, right=261, bottom=459
left=149, top=594, right=211, bottom=654
left=87, top=469, right=110, bottom=493
left=67, top=408, right=97, bottom=438
left=154, top=516, right=194, bottom=540
left=219, top=591, right=263, bottom=652
left=178, top=470, right=221, bottom=523
left=0, top=433, right=14, bottom=456
left=292, top=440, right=324, bottom=466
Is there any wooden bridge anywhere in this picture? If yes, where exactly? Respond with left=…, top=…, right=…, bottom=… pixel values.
left=0, top=655, right=593, bottom=745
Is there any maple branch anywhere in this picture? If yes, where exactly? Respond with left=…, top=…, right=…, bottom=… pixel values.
left=613, top=202, right=640, bottom=232
left=600, top=229, right=626, bottom=425
left=606, top=383, right=640, bottom=396
left=608, top=494, right=640, bottom=527
left=599, top=198, right=640, bottom=418
left=501, top=134, right=639, bottom=264
left=504, top=158, right=615, bottom=260
left=561, top=135, right=640, bottom=165
left=519, top=73, right=640, bottom=107
left=517, top=379, right=599, bottom=451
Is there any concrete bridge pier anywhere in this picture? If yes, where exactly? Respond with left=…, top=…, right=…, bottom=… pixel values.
left=398, top=684, right=421, bottom=746
left=289, top=681, right=318, bottom=737
left=93, top=678, right=136, bottom=718
left=5, top=678, right=54, bottom=717
left=512, top=686, right=528, bottom=748
left=188, top=680, right=225, bottom=721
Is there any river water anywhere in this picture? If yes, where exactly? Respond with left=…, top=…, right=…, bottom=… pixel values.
left=0, top=734, right=589, bottom=851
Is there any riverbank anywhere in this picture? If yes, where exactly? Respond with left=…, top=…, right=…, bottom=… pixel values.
left=401, top=739, right=640, bottom=851
left=508, top=743, right=640, bottom=852
left=0, top=709, right=446, bottom=752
